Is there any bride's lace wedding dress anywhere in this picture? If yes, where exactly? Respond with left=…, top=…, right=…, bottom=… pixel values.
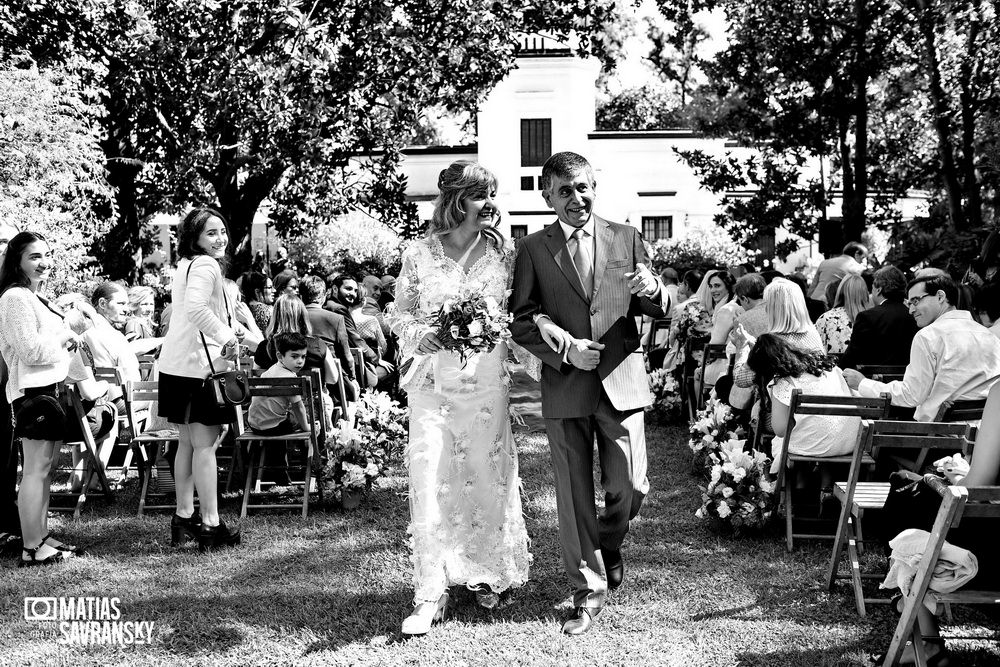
left=386, top=234, right=531, bottom=604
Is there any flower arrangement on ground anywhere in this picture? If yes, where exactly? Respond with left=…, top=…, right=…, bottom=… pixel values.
left=323, top=390, right=408, bottom=505
left=695, top=438, right=777, bottom=533
left=646, top=368, right=682, bottom=422
left=688, top=393, right=745, bottom=475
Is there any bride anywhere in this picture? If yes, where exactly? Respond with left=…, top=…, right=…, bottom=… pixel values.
left=387, top=161, right=532, bottom=636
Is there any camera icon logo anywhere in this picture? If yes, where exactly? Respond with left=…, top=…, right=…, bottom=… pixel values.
left=24, top=597, right=58, bottom=621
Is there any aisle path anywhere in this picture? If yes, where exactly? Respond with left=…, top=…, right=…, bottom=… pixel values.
left=1, top=372, right=998, bottom=665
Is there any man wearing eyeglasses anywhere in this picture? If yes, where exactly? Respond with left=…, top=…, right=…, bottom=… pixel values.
left=843, top=274, right=1000, bottom=421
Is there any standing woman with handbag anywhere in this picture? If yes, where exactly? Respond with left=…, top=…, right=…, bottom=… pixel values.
left=0, top=232, right=90, bottom=566
left=157, top=208, right=244, bottom=552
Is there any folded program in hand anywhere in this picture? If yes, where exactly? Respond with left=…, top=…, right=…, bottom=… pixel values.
left=596, top=317, right=640, bottom=380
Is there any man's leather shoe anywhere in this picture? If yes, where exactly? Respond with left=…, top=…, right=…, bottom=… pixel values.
left=605, top=549, right=624, bottom=590
left=561, top=607, right=597, bottom=635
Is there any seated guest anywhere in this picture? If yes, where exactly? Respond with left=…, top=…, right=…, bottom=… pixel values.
left=659, top=267, right=680, bottom=311
left=747, top=334, right=861, bottom=475
left=123, top=286, right=158, bottom=342
left=665, top=269, right=712, bottom=371
left=973, top=282, right=1000, bottom=340
left=788, top=272, right=827, bottom=322
left=254, top=296, right=338, bottom=480
left=378, top=275, right=396, bottom=310
left=815, top=274, right=869, bottom=354
left=875, top=381, right=1000, bottom=666
left=703, top=270, right=741, bottom=386
left=840, top=265, right=918, bottom=368
left=728, top=273, right=769, bottom=349
left=273, top=270, right=299, bottom=298
left=299, top=274, right=359, bottom=401
left=248, top=332, right=312, bottom=484
left=844, top=275, right=1000, bottom=421
left=809, top=241, right=868, bottom=304
left=82, top=282, right=142, bottom=415
left=350, top=284, right=395, bottom=390
left=732, top=278, right=824, bottom=390
left=324, top=273, right=380, bottom=388
left=239, top=271, right=274, bottom=333
left=361, top=274, right=392, bottom=343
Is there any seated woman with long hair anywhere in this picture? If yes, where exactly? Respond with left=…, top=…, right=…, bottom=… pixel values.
left=747, top=334, right=860, bottom=475
left=702, top=269, right=740, bottom=387
left=814, top=274, right=870, bottom=354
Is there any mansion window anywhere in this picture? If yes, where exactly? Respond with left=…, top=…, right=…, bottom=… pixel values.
left=510, top=224, right=528, bottom=241
left=641, top=216, right=673, bottom=241
left=520, top=119, right=552, bottom=167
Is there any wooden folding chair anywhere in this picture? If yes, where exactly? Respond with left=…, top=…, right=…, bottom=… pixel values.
left=136, top=354, right=157, bottom=380
left=881, top=477, right=1000, bottom=666
left=350, top=347, right=366, bottom=387
left=825, top=420, right=973, bottom=615
left=126, top=380, right=181, bottom=516
left=695, top=343, right=727, bottom=410
left=857, top=365, right=907, bottom=382
left=237, top=375, right=320, bottom=517
left=48, top=385, right=115, bottom=518
left=777, top=390, right=892, bottom=551
left=683, top=335, right=708, bottom=422
left=644, top=317, right=672, bottom=354
left=935, top=398, right=989, bottom=422
left=92, top=366, right=148, bottom=489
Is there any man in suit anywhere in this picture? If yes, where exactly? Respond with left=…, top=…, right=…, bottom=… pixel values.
left=509, top=152, right=666, bottom=635
left=840, top=265, right=918, bottom=369
left=300, top=274, right=359, bottom=401
left=324, top=274, right=379, bottom=388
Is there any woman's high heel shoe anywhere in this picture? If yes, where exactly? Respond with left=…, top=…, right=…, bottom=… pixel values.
left=198, top=520, right=241, bottom=553
left=401, top=592, right=449, bottom=636
left=170, top=512, right=202, bottom=547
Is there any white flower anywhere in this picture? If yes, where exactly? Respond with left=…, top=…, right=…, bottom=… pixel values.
left=721, top=486, right=734, bottom=498
left=716, top=501, right=732, bottom=518
left=467, top=320, right=484, bottom=336
left=732, top=467, right=747, bottom=483
left=695, top=506, right=705, bottom=519
left=759, top=479, right=776, bottom=494
left=709, top=466, right=722, bottom=486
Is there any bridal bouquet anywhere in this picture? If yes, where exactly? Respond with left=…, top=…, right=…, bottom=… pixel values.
left=688, top=392, right=745, bottom=476
left=696, top=438, right=777, bottom=533
left=646, top=368, right=682, bottom=422
left=401, top=295, right=511, bottom=377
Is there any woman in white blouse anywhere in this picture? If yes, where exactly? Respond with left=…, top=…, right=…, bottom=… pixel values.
left=702, top=269, right=741, bottom=387
left=157, top=208, right=248, bottom=552
left=0, top=232, right=106, bottom=566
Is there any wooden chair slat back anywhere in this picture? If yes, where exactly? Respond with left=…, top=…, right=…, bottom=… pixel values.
left=935, top=398, right=989, bottom=422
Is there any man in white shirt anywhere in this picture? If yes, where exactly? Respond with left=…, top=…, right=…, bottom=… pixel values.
left=809, top=241, right=868, bottom=304
left=843, top=275, right=1000, bottom=421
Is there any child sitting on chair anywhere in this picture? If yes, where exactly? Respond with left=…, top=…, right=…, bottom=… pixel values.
left=248, top=332, right=310, bottom=437
left=248, top=332, right=312, bottom=487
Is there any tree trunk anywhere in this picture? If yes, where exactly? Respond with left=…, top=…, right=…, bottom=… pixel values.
left=842, top=0, right=869, bottom=244
left=915, top=0, right=967, bottom=231
left=958, top=11, right=983, bottom=230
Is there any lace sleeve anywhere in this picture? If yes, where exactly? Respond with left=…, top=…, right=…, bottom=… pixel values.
left=384, top=244, right=433, bottom=361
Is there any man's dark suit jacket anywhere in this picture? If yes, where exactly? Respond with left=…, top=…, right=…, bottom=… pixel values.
left=323, top=297, right=379, bottom=387
left=841, top=298, right=919, bottom=368
left=305, top=303, right=355, bottom=382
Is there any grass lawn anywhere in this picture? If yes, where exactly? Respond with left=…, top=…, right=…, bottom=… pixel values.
left=1, top=372, right=998, bottom=666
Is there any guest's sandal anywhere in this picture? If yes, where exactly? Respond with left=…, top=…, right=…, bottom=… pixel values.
left=872, top=638, right=949, bottom=666
left=19, top=545, right=64, bottom=568
left=43, top=533, right=85, bottom=556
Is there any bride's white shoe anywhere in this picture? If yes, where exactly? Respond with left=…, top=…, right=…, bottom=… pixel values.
left=401, top=592, right=449, bottom=636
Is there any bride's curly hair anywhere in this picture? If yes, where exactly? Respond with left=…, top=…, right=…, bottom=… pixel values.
left=430, top=160, right=506, bottom=250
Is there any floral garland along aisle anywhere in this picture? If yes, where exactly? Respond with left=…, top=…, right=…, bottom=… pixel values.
left=687, top=392, right=777, bottom=533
